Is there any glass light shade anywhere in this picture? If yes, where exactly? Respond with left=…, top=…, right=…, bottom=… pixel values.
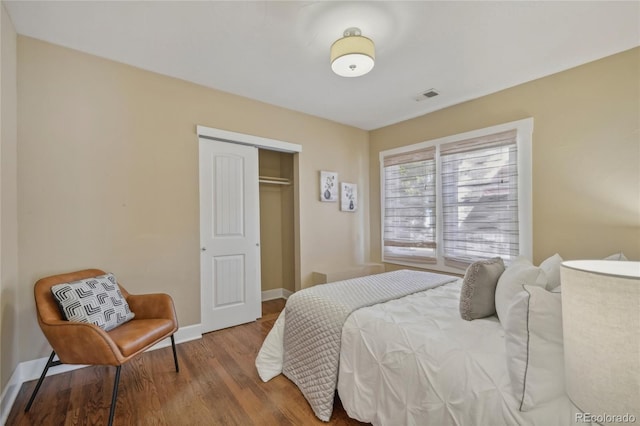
left=561, top=260, right=640, bottom=424
left=330, top=35, right=375, bottom=77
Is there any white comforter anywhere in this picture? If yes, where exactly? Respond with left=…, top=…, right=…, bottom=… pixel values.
left=280, top=270, right=455, bottom=421
left=338, top=279, right=577, bottom=426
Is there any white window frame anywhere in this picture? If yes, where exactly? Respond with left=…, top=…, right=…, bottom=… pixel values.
left=380, top=118, right=533, bottom=274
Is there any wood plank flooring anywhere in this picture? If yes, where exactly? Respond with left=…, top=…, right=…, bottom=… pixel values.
left=6, top=299, right=368, bottom=425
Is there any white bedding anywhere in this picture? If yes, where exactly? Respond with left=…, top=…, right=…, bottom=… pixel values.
left=257, top=276, right=581, bottom=426
left=338, top=279, right=577, bottom=426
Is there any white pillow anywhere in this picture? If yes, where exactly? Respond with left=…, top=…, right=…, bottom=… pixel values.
left=540, top=253, right=563, bottom=290
left=503, top=285, right=564, bottom=411
left=604, top=252, right=628, bottom=261
left=495, top=257, right=547, bottom=322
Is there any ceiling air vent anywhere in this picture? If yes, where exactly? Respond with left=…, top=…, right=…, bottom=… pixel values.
left=414, top=89, right=439, bottom=102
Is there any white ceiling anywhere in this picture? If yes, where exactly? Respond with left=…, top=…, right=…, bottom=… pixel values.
left=4, top=1, right=640, bottom=130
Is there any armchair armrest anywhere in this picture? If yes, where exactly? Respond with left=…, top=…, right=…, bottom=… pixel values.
left=126, top=293, right=178, bottom=326
left=38, top=319, right=125, bottom=366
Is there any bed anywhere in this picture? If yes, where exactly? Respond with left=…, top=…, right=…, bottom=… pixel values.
left=256, top=268, right=580, bottom=425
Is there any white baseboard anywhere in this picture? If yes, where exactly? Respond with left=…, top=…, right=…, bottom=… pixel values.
left=261, top=288, right=293, bottom=301
left=148, top=323, right=201, bottom=351
left=0, top=324, right=201, bottom=425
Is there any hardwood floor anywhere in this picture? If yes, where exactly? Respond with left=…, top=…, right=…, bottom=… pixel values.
left=6, top=299, right=368, bottom=425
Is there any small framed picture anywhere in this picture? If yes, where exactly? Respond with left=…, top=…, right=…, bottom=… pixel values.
left=341, top=182, right=357, bottom=212
left=320, top=171, right=338, bottom=202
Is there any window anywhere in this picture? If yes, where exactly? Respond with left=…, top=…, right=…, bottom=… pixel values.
left=441, top=130, right=519, bottom=268
left=383, top=148, right=437, bottom=264
left=380, top=119, right=532, bottom=272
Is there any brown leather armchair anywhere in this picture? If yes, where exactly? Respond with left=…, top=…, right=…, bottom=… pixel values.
left=26, top=269, right=179, bottom=426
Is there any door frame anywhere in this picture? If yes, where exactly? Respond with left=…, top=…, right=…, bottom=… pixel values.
left=197, top=126, right=303, bottom=154
left=196, top=125, right=302, bottom=325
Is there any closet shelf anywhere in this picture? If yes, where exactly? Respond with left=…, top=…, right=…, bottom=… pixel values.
left=259, top=175, right=291, bottom=185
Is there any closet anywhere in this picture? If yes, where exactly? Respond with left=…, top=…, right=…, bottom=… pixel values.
left=258, top=149, right=295, bottom=295
left=197, top=125, right=301, bottom=333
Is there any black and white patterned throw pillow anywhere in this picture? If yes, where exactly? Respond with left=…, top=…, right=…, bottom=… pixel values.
left=51, top=273, right=135, bottom=331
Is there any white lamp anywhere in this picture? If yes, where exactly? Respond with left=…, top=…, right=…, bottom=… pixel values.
left=561, top=260, right=640, bottom=425
left=330, top=27, right=375, bottom=77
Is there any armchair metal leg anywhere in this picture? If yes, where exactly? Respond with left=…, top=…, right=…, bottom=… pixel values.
left=171, top=335, right=180, bottom=372
left=25, top=351, right=62, bottom=412
left=108, top=365, right=122, bottom=426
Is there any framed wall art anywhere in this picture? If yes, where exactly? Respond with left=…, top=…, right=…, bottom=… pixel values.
left=320, top=171, right=338, bottom=202
left=341, top=182, right=357, bottom=212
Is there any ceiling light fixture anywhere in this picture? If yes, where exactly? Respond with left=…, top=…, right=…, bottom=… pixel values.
left=330, top=27, right=375, bottom=77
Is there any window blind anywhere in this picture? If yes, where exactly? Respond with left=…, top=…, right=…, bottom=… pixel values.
left=383, top=147, right=437, bottom=264
left=440, top=129, right=519, bottom=268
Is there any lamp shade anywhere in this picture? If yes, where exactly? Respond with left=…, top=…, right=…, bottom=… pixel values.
left=330, top=28, right=375, bottom=77
left=561, top=260, right=639, bottom=424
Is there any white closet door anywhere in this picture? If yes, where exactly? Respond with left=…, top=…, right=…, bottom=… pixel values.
left=199, top=139, right=261, bottom=333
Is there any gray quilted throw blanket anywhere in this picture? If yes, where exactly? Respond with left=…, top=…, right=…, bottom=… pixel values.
left=282, top=269, right=456, bottom=421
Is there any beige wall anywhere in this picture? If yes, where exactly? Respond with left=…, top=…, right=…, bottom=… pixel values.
left=1, top=3, right=18, bottom=393
left=297, top=125, right=371, bottom=287
left=369, top=47, right=640, bottom=266
left=16, top=36, right=370, bottom=363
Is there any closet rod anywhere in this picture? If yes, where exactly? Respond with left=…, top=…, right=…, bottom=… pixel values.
left=259, top=175, right=291, bottom=185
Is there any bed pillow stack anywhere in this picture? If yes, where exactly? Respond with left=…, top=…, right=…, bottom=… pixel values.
left=497, top=254, right=565, bottom=412
left=459, top=257, right=505, bottom=320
